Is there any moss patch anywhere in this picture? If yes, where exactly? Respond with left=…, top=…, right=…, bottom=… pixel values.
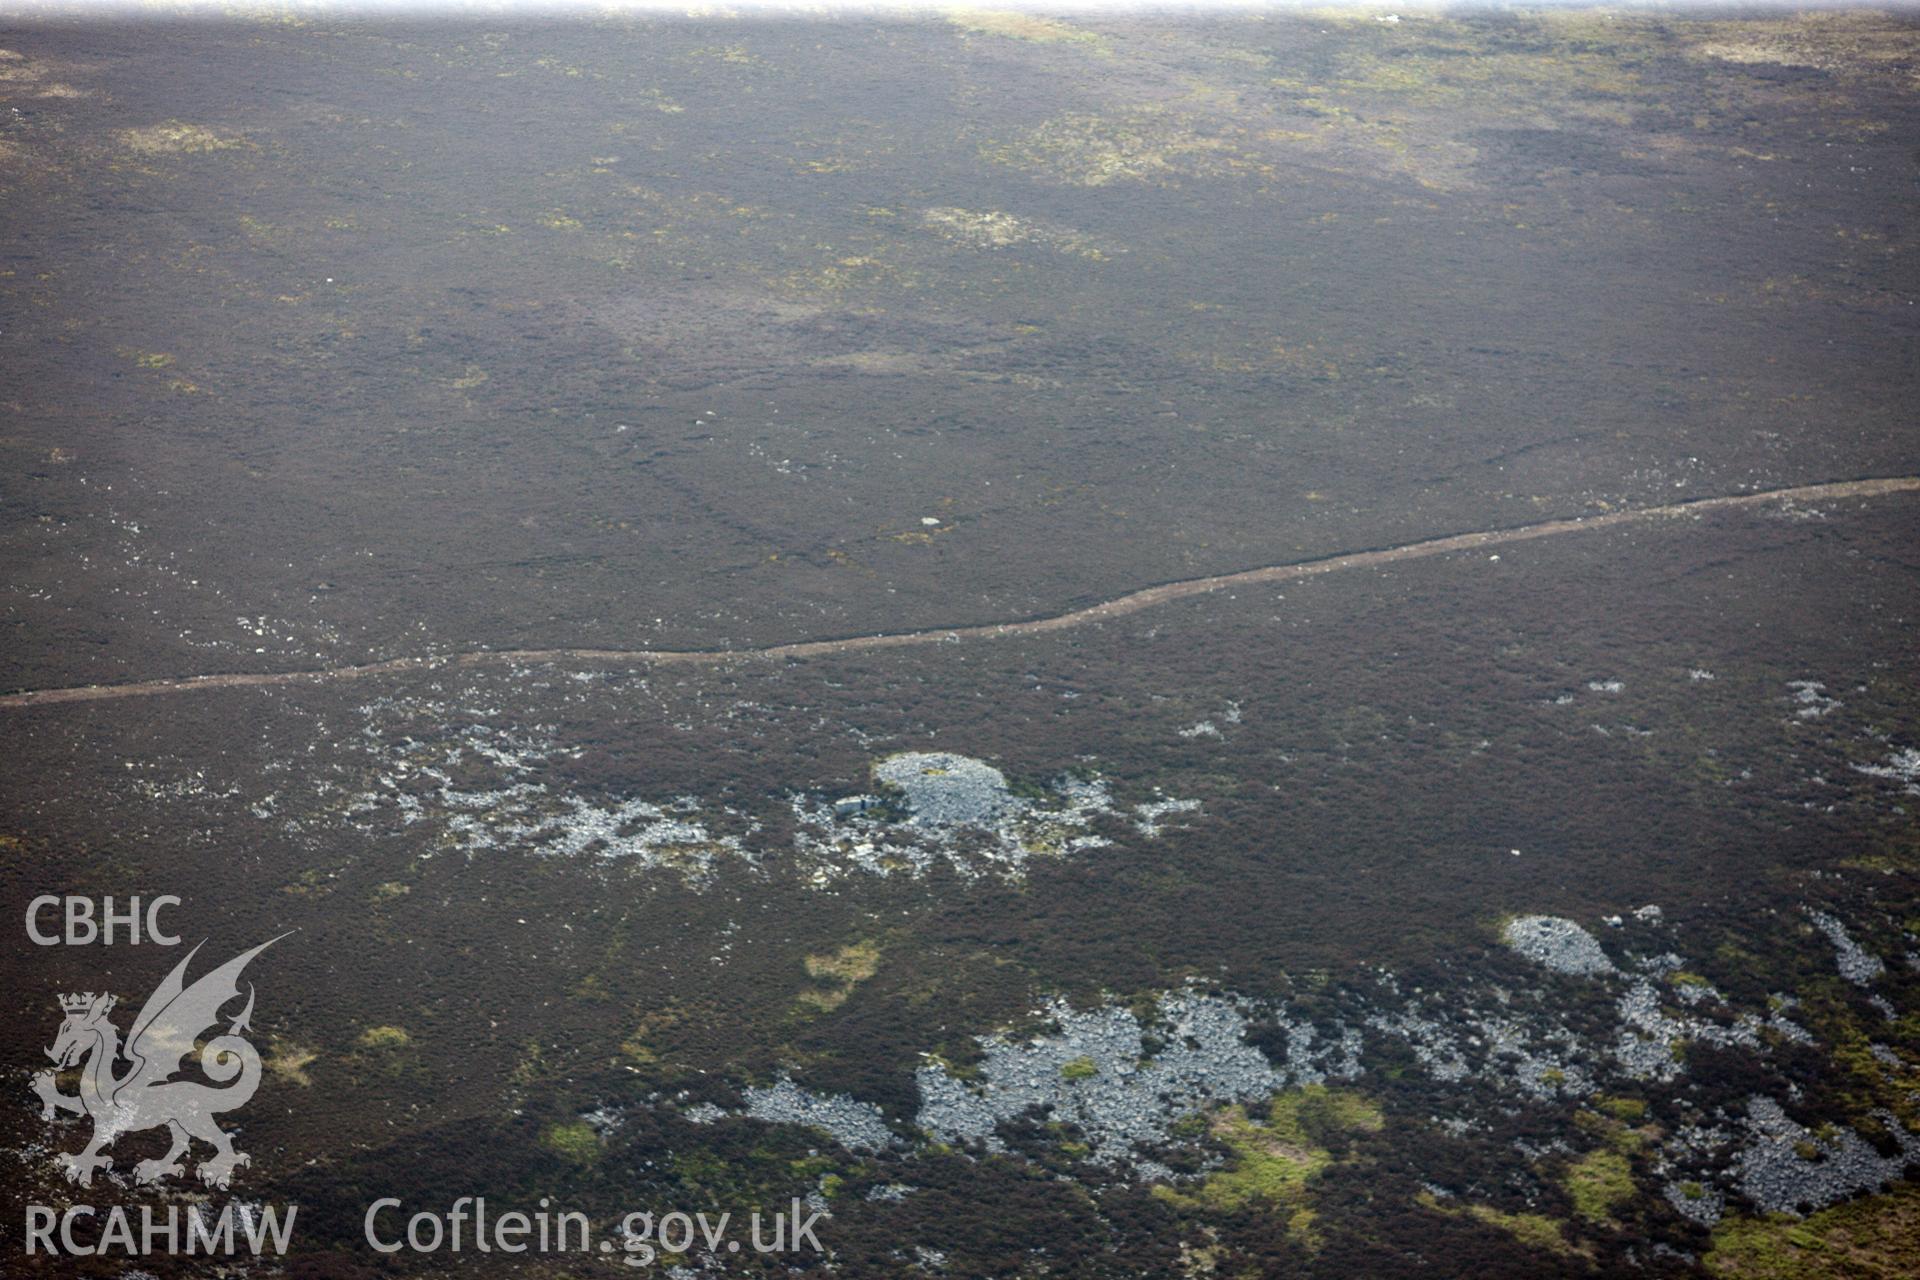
left=798, top=939, right=882, bottom=1012
left=1565, top=1147, right=1636, bottom=1223
left=1418, top=1191, right=1590, bottom=1260
left=1153, top=1086, right=1382, bottom=1243
left=119, top=121, right=240, bottom=154
left=265, top=1040, right=318, bottom=1087
left=539, top=1120, right=600, bottom=1165
left=1708, top=1183, right=1920, bottom=1278
left=945, top=10, right=1105, bottom=49
left=986, top=109, right=1255, bottom=188
left=356, top=1024, right=411, bottom=1050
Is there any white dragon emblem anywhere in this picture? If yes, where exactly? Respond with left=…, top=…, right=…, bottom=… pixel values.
left=32, top=936, right=283, bottom=1189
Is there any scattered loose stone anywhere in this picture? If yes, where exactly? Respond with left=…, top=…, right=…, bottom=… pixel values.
left=1366, top=1008, right=1469, bottom=1082
left=792, top=753, right=1142, bottom=880
left=661, top=920, right=1895, bottom=1220
left=1733, top=1097, right=1920, bottom=1215
left=916, top=992, right=1349, bottom=1168
left=1133, top=795, right=1202, bottom=837
left=355, top=719, right=748, bottom=883
left=742, top=1076, right=895, bottom=1153
left=1613, top=977, right=1762, bottom=1082
left=918, top=207, right=1115, bottom=259
left=1787, top=680, right=1840, bottom=719
left=1853, top=746, right=1920, bottom=795
left=1663, top=1180, right=1724, bottom=1226
left=1806, top=909, right=1885, bottom=985
left=580, top=1105, right=624, bottom=1135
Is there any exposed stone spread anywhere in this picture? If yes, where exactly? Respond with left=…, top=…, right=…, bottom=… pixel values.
left=1132, top=795, right=1202, bottom=838
left=345, top=719, right=1195, bottom=886
left=793, top=752, right=1194, bottom=880
left=1806, top=908, right=1886, bottom=985
left=682, top=902, right=1910, bottom=1223
left=1787, top=679, right=1841, bottom=719
left=742, top=1076, right=895, bottom=1153
left=1852, top=745, right=1920, bottom=793
left=1733, top=1097, right=1920, bottom=1214
left=1663, top=1179, right=1726, bottom=1226
left=681, top=1102, right=724, bottom=1126
left=915, top=993, right=1351, bottom=1165
left=353, top=717, right=748, bottom=883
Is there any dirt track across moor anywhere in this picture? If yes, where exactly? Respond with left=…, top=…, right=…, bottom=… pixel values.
left=5, top=475, right=1916, bottom=711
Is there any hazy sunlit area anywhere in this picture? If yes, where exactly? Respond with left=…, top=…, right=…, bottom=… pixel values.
left=2, top=3, right=1917, bottom=1277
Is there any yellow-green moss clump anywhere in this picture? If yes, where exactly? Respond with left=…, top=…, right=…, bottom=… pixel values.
left=356, top=1025, right=411, bottom=1050
left=1418, top=1191, right=1591, bottom=1260
left=798, top=939, right=882, bottom=1012
left=1565, top=1147, right=1636, bottom=1222
left=539, top=1120, right=600, bottom=1164
left=945, top=9, right=1105, bottom=49
left=1154, top=1086, right=1382, bottom=1244
left=119, top=121, right=239, bottom=154
left=265, top=1041, right=318, bottom=1087
left=1594, top=1095, right=1649, bottom=1123
left=1707, top=1183, right=1920, bottom=1278
left=1562, top=1108, right=1653, bottom=1223
left=986, top=110, right=1252, bottom=189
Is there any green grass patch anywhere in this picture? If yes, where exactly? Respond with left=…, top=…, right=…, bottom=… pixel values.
left=1152, top=1085, right=1382, bottom=1237
left=539, top=1120, right=601, bottom=1164
left=1417, top=1191, right=1590, bottom=1260
left=356, top=1024, right=411, bottom=1050
left=1565, top=1147, right=1635, bottom=1223
left=1708, top=1183, right=1920, bottom=1278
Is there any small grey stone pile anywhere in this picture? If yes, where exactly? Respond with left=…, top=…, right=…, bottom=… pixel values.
left=873, top=752, right=1015, bottom=827
left=1501, top=915, right=1617, bottom=976
left=792, top=752, right=1127, bottom=880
